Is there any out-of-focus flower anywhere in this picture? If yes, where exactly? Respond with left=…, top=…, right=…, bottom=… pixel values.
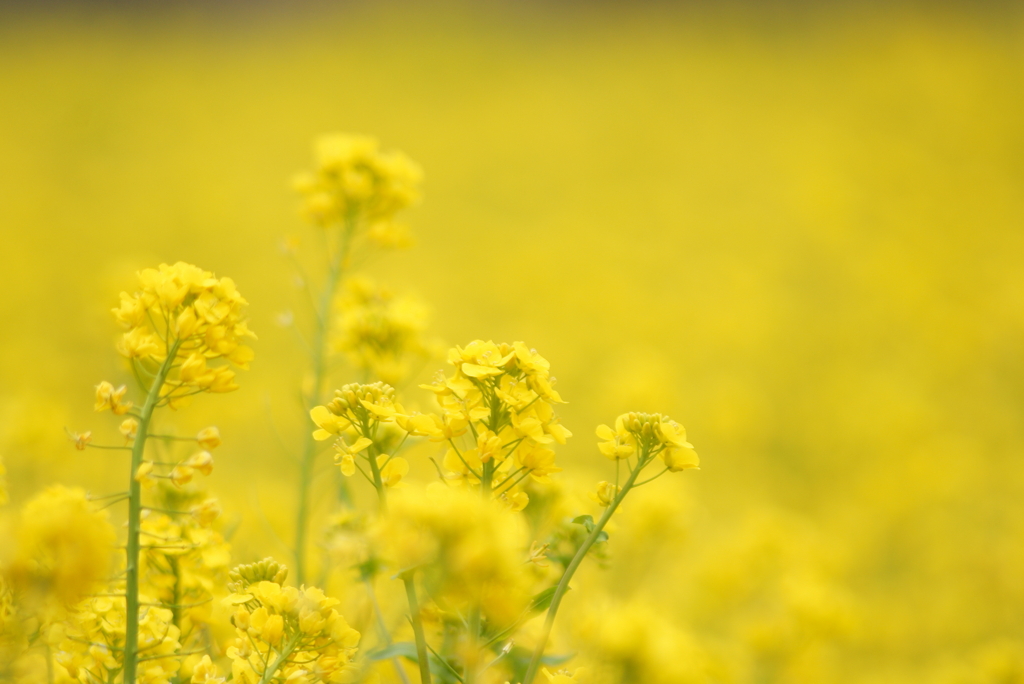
left=112, top=262, right=255, bottom=407
left=293, top=133, right=421, bottom=230
left=2, top=486, right=116, bottom=614
left=333, top=276, right=434, bottom=385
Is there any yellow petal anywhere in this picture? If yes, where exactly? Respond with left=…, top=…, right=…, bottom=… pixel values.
left=461, top=363, right=503, bottom=378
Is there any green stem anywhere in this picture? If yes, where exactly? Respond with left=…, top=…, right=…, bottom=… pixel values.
left=465, top=605, right=481, bottom=684
left=170, top=556, right=182, bottom=632
left=123, top=341, right=179, bottom=684
left=366, top=579, right=413, bottom=684
left=257, top=632, right=302, bottom=684
left=480, top=460, right=494, bottom=499
left=294, top=216, right=355, bottom=585
left=521, top=459, right=645, bottom=684
left=367, top=445, right=388, bottom=512
left=403, top=572, right=433, bottom=684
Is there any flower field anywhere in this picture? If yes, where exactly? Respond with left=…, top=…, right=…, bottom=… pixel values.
left=1, top=3, right=1023, bottom=682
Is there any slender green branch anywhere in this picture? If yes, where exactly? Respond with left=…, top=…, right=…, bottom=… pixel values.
left=366, top=579, right=413, bottom=684
left=366, top=443, right=388, bottom=511
left=294, top=215, right=355, bottom=585
left=123, top=339, right=180, bottom=684
left=426, top=641, right=464, bottom=683
left=403, top=572, right=432, bottom=684
left=522, top=456, right=646, bottom=684
left=257, top=632, right=302, bottom=684
left=447, top=439, right=482, bottom=480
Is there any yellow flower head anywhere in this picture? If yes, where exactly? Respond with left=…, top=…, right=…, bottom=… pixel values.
left=425, top=340, right=571, bottom=492
left=195, top=426, right=221, bottom=450
left=312, top=381, right=402, bottom=442
left=590, top=481, right=621, bottom=507
left=294, top=133, right=422, bottom=229
left=223, top=558, right=360, bottom=682
left=190, top=498, right=222, bottom=527
left=596, top=412, right=699, bottom=471
left=94, top=381, right=132, bottom=415
left=119, top=417, right=139, bottom=441
left=374, top=486, right=530, bottom=624
left=113, top=262, right=255, bottom=405
left=333, top=277, right=433, bottom=385
left=3, top=486, right=116, bottom=613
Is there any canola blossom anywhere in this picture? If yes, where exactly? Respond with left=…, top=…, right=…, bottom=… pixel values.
left=5, top=8, right=1024, bottom=684
left=0, top=134, right=701, bottom=684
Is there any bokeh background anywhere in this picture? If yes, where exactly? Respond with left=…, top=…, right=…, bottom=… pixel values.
left=2, top=1, right=1024, bottom=682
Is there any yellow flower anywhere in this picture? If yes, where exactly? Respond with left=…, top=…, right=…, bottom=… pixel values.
left=191, top=655, right=225, bottom=683
left=333, top=277, right=433, bottom=385
left=373, top=486, right=530, bottom=624
left=396, top=411, right=441, bottom=437
left=68, top=430, right=92, bottom=451
left=516, top=444, right=562, bottom=482
left=94, top=381, right=132, bottom=414
left=310, top=405, right=351, bottom=441
left=135, top=461, right=156, bottom=488
left=662, top=445, right=700, bottom=471
left=170, top=464, right=194, bottom=486
left=196, top=426, right=221, bottom=449
left=119, top=417, right=139, bottom=441
left=598, top=412, right=699, bottom=475
left=261, top=613, right=284, bottom=646
left=590, top=481, right=621, bottom=507
left=3, top=486, right=116, bottom=611
left=295, top=133, right=422, bottom=228
left=190, top=499, right=222, bottom=527
left=224, top=559, right=360, bottom=683
left=113, top=262, right=254, bottom=402
left=184, top=450, right=215, bottom=476
left=379, top=456, right=409, bottom=488
left=596, top=419, right=635, bottom=460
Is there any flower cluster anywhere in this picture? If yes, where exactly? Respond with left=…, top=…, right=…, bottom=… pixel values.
left=374, top=485, right=531, bottom=628
left=419, top=340, right=571, bottom=508
left=311, top=382, right=410, bottom=490
left=596, top=412, right=699, bottom=472
left=134, top=428, right=221, bottom=490
left=56, top=594, right=183, bottom=684
left=333, top=277, right=433, bottom=385
left=222, top=559, right=361, bottom=684
left=293, top=133, right=421, bottom=242
left=2, top=486, right=116, bottom=616
left=138, top=505, right=230, bottom=637
left=111, top=262, right=255, bottom=407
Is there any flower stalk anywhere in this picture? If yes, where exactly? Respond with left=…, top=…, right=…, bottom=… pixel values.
left=295, top=215, right=355, bottom=584
left=123, top=343, right=178, bottom=684
left=402, top=572, right=433, bottom=684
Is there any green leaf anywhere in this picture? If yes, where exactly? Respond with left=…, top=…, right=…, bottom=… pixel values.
left=595, top=531, right=609, bottom=543
left=529, top=585, right=560, bottom=614
left=541, top=652, right=575, bottom=666
left=572, top=515, right=595, bottom=532
left=367, top=642, right=419, bottom=662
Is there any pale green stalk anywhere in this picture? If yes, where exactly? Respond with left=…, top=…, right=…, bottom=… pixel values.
left=465, top=417, right=499, bottom=684
left=257, top=632, right=302, bottom=684
left=367, top=442, right=389, bottom=512
left=123, top=343, right=179, bottom=684
left=294, top=215, right=355, bottom=585
left=521, top=454, right=647, bottom=684
left=403, top=573, right=433, bottom=684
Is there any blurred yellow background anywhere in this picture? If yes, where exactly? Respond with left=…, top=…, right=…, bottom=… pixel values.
left=2, top=2, right=1023, bottom=682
